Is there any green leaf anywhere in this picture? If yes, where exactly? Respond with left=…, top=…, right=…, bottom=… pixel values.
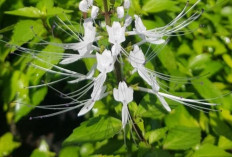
left=59, top=146, right=79, bottom=157
left=1, top=20, right=46, bottom=61
left=202, top=134, right=216, bottom=145
left=129, top=0, right=142, bottom=15
left=145, top=127, right=168, bottom=144
left=0, top=0, right=6, bottom=8
left=138, top=94, right=166, bottom=119
left=64, top=116, right=121, bottom=144
left=80, top=143, right=94, bottom=156
left=139, top=149, right=172, bottom=157
left=94, top=139, right=124, bottom=155
left=200, top=61, right=223, bottom=77
left=36, top=0, right=72, bottom=16
left=193, top=38, right=227, bottom=55
left=36, top=0, right=54, bottom=11
left=2, top=71, right=25, bottom=103
left=0, top=25, right=15, bottom=33
left=12, top=71, right=30, bottom=122
left=199, top=112, right=209, bottom=133
left=210, top=112, right=232, bottom=140
left=142, top=0, right=177, bottom=14
left=158, top=47, right=177, bottom=73
left=5, top=7, right=42, bottom=18
left=27, top=37, right=64, bottom=85
left=218, top=136, right=232, bottom=150
left=11, top=19, right=46, bottom=47
left=30, top=140, right=55, bottom=157
left=193, top=144, right=232, bottom=157
left=0, top=132, right=21, bottom=157
left=46, top=7, right=73, bottom=16
left=189, top=54, right=211, bottom=69
left=165, top=105, right=199, bottom=128
left=163, top=126, right=201, bottom=150
left=191, top=78, right=232, bottom=110
left=32, top=87, right=48, bottom=105
left=191, top=78, right=221, bottom=104
left=223, top=54, right=232, bottom=68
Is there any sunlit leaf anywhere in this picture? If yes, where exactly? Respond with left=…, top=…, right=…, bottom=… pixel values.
left=163, top=126, right=201, bottom=150
left=145, top=127, right=168, bottom=144
left=142, top=0, right=177, bottom=14
left=0, top=132, right=21, bottom=157
left=30, top=140, right=55, bottom=157
left=193, top=144, right=232, bottom=157
left=64, top=116, right=121, bottom=144
left=5, top=7, right=42, bottom=18
left=218, top=136, right=232, bottom=150
left=165, top=105, right=199, bottom=128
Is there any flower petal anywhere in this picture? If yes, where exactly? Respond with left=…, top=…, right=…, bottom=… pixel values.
left=117, top=6, right=124, bottom=19
left=78, top=100, right=95, bottom=116
left=79, top=0, right=88, bottom=12
left=122, top=105, right=128, bottom=129
left=60, top=55, right=80, bottom=65
left=91, top=6, right=99, bottom=19
left=157, top=94, right=171, bottom=112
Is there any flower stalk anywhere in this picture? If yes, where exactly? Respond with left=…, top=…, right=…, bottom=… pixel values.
left=103, top=0, right=111, bottom=26
left=103, top=0, right=123, bottom=82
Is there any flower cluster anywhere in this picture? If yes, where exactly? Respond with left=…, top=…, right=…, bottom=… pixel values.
left=4, top=0, right=218, bottom=133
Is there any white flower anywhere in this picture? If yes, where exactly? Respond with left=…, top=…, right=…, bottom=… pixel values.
left=133, top=15, right=165, bottom=44
left=113, top=81, right=133, bottom=129
left=78, top=48, right=114, bottom=116
left=124, top=0, right=130, bottom=9
left=107, top=22, right=125, bottom=45
left=117, top=6, right=124, bottom=19
left=82, top=18, right=96, bottom=43
left=106, top=22, right=126, bottom=56
left=129, top=45, right=159, bottom=90
left=96, top=49, right=115, bottom=73
left=79, top=0, right=88, bottom=12
left=60, top=18, right=96, bottom=64
left=78, top=73, right=107, bottom=116
left=127, top=0, right=202, bottom=45
left=87, top=0, right=93, bottom=7
left=91, top=6, right=99, bottom=19
left=129, top=45, right=170, bottom=111
left=79, top=0, right=93, bottom=12
left=128, top=45, right=145, bottom=68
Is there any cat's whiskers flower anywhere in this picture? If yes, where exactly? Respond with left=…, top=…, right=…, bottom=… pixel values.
left=1, top=0, right=226, bottom=143
left=106, top=22, right=126, bottom=56
left=78, top=49, right=115, bottom=116
left=126, top=0, right=203, bottom=45
left=113, top=81, right=134, bottom=129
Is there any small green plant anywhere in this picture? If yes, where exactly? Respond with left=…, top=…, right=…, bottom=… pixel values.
left=0, top=0, right=232, bottom=156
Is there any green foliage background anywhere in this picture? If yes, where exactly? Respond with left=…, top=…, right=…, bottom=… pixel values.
left=0, top=0, right=232, bottom=156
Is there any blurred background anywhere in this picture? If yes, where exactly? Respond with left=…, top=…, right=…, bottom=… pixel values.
left=0, top=0, right=232, bottom=156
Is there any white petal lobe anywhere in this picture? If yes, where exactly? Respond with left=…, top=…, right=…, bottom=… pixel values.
left=117, top=6, right=125, bottom=19
left=78, top=100, right=95, bottom=116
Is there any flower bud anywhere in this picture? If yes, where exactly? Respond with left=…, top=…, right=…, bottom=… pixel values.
left=124, top=0, right=130, bottom=9
left=91, top=6, right=99, bottom=19
left=124, top=15, right=132, bottom=27
left=79, top=0, right=88, bottom=12
left=117, top=6, right=124, bottom=19
left=87, top=0, right=93, bottom=7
